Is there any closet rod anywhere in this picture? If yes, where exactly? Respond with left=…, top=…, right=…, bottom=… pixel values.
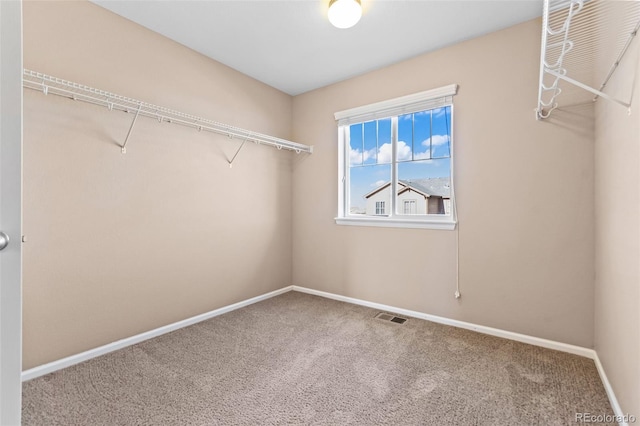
left=22, top=69, right=313, bottom=155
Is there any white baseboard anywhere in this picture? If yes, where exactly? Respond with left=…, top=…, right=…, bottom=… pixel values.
left=21, top=285, right=293, bottom=382
left=23, top=283, right=625, bottom=426
left=291, top=286, right=595, bottom=358
left=292, top=286, right=633, bottom=424
left=593, top=352, right=629, bottom=426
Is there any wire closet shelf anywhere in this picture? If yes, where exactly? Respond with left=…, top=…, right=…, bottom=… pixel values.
left=536, top=0, right=640, bottom=119
left=22, top=69, right=313, bottom=157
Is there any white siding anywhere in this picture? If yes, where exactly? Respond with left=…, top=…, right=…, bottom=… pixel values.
left=397, top=189, right=427, bottom=215
left=366, top=186, right=392, bottom=215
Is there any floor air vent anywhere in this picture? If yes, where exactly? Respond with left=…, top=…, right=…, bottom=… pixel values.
left=375, top=312, right=407, bottom=324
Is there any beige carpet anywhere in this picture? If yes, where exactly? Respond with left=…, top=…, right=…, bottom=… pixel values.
left=22, top=291, right=612, bottom=425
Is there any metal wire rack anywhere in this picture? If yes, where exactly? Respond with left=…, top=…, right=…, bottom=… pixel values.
left=537, top=0, right=640, bottom=119
left=22, top=69, right=313, bottom=165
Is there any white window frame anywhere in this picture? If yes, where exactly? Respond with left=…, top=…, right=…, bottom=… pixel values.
left=334, top=84, right=458, bottom=230
left=375, top=201, right=386, bottom=215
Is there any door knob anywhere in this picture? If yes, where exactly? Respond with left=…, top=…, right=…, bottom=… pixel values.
left=0, top=231, right=9, bottom=251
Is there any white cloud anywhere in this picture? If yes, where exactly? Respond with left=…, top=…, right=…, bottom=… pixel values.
left=349, top=147, right=377, bottom=165
left=414, top=151, right=431, bottom=160
left=354, top=139, right=446, bottom=165
left=415, top=135, right=451, bottom=160
left=349, top=148, right=362, bottom=165
left=371, top=179, right=387, bottom=187
left=377, top=143, right=392, bottom=163
left=378, top=141, right=411, bottom=163
left=397, top=142, right=412, bottom=161
left=422, top=134, right=449, bottom=147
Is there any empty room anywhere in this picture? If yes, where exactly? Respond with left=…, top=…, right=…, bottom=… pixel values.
left=0, top=0, right=638, bottom=424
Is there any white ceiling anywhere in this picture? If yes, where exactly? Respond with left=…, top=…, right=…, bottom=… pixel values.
left=92, top=0, right=543, bottom=96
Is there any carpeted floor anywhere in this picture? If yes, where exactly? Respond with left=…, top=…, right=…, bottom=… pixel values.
left=22, top=291, right=612, bottom=425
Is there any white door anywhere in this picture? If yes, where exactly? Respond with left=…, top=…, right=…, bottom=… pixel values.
left=0, top=0, right=23, bottom=425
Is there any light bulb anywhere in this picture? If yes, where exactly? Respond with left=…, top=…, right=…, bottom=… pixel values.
left=328, top=0, right=362, bottom=29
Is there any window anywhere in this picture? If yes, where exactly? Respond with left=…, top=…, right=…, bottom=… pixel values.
left=403, top=200, right=417, bottom=215
left=335, top=84, right=458, bottom=230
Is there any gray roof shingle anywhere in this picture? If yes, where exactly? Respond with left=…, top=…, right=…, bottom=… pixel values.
left=400, top=178, right=451, bottom=197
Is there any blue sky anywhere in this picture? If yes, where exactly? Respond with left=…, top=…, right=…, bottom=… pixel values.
left=348, top=106, right=451, bottom=212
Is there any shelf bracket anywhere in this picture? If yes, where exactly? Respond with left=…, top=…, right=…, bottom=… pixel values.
left=593, top=23, right=640, bottom=102
left=228, top=137, right=248, bottom=169
left=121, top=102, right=143, bottom=154
left=545, top=68, right=631, bottom=109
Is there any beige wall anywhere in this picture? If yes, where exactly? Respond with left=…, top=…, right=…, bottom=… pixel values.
left=594, top=5, right=640, bottom=417
left=22, top=1, right=294, bottom=369
left=24, top=1, right=620, bottom=390
left=292, top=19, right=596, bottom=347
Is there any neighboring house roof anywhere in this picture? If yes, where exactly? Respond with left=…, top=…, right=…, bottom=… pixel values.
left=401, top=178, right=451, bottom=197
left=364, top=177, right=451, bottom=199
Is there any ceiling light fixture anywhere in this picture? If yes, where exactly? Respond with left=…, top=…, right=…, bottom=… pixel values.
left=328, top=0, right=362, bottom=29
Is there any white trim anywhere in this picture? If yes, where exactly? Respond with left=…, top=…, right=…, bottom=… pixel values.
left=336, top=92, right=456, bottom=229
left=335, top=216, right=456, bottom=230
left=337, top=126, right=347, bottom=219
left=0, top=1, right=24, bottom=424
left=593, top=352, right=629, bottom=426
left=291, top=286, right=594, bottom=358
left=335, top=84, right=458, bottom=126
left=21, top=286, right=293, bottom=382
left=293, top=285, right=627, bottom=419
left=21, top=283, right=626, bottom=423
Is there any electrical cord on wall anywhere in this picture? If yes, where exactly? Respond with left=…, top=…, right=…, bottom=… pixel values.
left=450, top=183, right=461, bottom=300
left=455, top=223, right=461, bottom=299
left=447, top=106, right=461, bottom=300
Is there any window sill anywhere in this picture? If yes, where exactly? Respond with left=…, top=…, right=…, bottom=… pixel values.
left=335, top=216, right=456, bottom=230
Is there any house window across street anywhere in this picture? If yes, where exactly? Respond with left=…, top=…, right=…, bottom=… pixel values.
left=403, top=200, right=417, bottom=215
left=335, top=84, right=458, bottom=230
